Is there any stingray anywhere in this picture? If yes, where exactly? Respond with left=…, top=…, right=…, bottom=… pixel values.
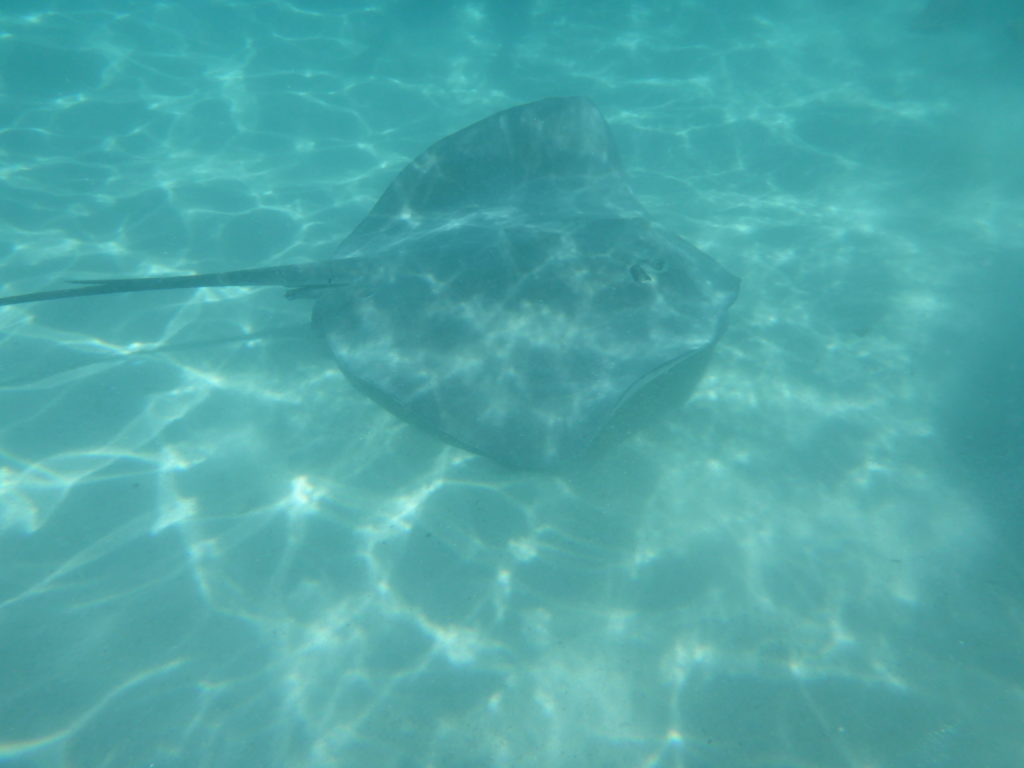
left=0, top=97, right=739, bottom=469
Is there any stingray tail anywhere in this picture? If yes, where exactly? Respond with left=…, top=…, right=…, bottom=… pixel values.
left=0, top=262, right=356, bottom=307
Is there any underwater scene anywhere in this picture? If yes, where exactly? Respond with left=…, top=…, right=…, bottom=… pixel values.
left=1, top=1, right=1022, bottom=766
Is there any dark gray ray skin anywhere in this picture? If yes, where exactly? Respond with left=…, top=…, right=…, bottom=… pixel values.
left=0, top=97, right=739, bottom=469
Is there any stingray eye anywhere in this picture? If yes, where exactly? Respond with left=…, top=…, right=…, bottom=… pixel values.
left=630, top=264, right=654, bottom=284
left=649, top=258, right=666, bottom=272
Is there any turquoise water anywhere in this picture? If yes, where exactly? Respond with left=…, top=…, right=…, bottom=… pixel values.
left=1, top=1, right=1022, bottom=766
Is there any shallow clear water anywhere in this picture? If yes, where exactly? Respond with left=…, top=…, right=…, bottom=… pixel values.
left=1, top=1, right=1022, bottom=766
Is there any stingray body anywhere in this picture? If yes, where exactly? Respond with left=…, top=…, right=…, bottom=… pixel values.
left=0, top=98, right=739, bottom=469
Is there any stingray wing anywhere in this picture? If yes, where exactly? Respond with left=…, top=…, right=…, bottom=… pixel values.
left=348, top=97, right=635, bottom=239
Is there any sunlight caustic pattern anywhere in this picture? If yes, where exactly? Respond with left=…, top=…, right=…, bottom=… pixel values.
left=2, top=0, right=1021, bottom=766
